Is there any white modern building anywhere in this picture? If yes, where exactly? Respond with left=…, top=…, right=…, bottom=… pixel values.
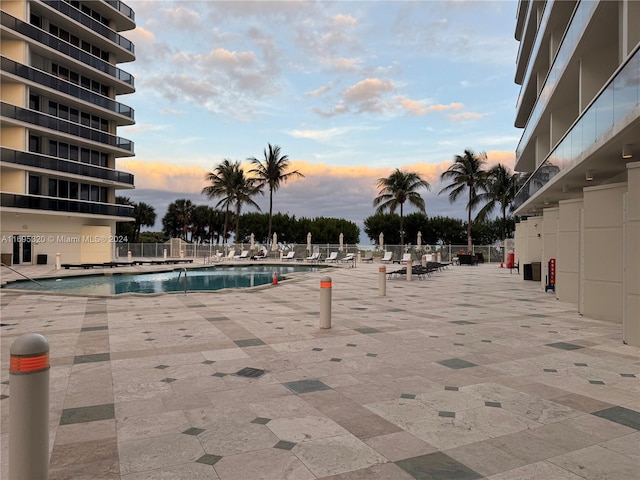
left=512, top=0, right=639, bottom=346
left=1, top=0, right=135, bottom=265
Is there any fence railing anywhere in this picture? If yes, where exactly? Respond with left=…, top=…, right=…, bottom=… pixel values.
left=115, top=243, right=508, bottom=263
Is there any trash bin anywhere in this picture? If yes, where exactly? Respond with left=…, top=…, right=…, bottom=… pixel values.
left=37, top=254, right=48, bottom=265
left=506, top=252, right=515, bottom=268
left=523, top=263, right=533, bottom=280
left=531, top=262, right=541, bottom=281
left=1, top=253, right=12, bottom=266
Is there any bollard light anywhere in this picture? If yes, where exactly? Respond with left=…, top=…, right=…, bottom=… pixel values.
left=320, top=276, right=332, bottom=329
left=9, top=333, right=50, bottom=480
left=55, top=253, right=61, bottom=271
left=407, top=260, right=412, bottom=282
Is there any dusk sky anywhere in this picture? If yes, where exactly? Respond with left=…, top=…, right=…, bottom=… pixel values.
left=118, top=0, right=522, bottom=242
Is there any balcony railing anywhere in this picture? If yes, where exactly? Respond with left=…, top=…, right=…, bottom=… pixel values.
left=1, top=193, right=134, bottom=217
left=1, top=11, right=134, bottom=88
left=1, top=148, right=135, bottom=185
left=513, top=46, right=640, bottom=210
left=41, top=0, right=134, bottom=55
left=516, top=0, right=598, bottom=160
left=1, top=102, right=134, bottom=153
left=103, top=0, right=135, bottom=23
left=516, top=1, right=550, bottom=110
left=1, top=57, right=134, bottom=121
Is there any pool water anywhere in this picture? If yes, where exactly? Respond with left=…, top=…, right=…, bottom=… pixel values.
left=3, top=265, right=321, bottom=295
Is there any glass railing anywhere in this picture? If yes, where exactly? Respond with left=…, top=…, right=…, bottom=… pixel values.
left=516, top=0, right=598, bottom=159
left=41, top=0, right=134, bottom=55
left=103, top=0, right=135, bottom=23
left=516, top=1, right=550, bottom=109
left=1, top=193, right=134, bottom=217
left=515, top=0, right=536, bottom=74
left=1, top=148, right=135, bottom=185
left=1, top=102, right=135, bottom=153
left=1, top=12, right=134, bottom=88
left=1, top=57, right=134, bottom=121
left=513, top=46, right=640, bottom=209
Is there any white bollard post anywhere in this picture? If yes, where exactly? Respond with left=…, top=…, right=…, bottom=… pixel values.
left=421, top=255, right=427, bottom=268
left=9, top=334, right=50, bottom=480
left=379, top=266, right=386, bottom=296
left=127, top=250, right=132, bottom=263
left=180, top=249, right=184, bottom=259
left=55, top=253, right=61, bottom=271
left=407, top=260, right=412, bottom=282
left=437, top=252, right=442, bottom=263
left=163, top=248, right=167, bottom=260
left=320, top=276, right=332, bottom=329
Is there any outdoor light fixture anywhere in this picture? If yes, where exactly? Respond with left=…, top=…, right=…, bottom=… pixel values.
left=586, top=170, right=594, bottom=181
left=622, top=144, right=633, bottom=159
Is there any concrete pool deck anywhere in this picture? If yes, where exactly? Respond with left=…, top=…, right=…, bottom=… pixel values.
left=1, top=262, right=639, bottom=479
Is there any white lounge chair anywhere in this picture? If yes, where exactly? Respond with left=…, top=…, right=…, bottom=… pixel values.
left=325, top=251, right=339, bottom=263
left=362, top=251, right=374, bottom=263
left=306, top=252, right=321, bottom=262
left=235, top=250, right=249, bottom=260
left=381, top=251, right=393, bottom=263
left=400, top=253, right=411, bottom=264
left=224, top=250, right=235, bottom=261
left=282, top=251, right=295, bottom=261
left=341, top=253, right=355, bottom=263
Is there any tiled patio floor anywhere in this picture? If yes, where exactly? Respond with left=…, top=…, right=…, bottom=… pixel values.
left=1, top=262, right=638, bottom=479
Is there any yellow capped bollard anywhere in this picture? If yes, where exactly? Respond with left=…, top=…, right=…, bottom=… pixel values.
left=407, top=259, right=413, bottom=282
left=320, top=276, right=332, bottom=329
left=9, top=333, right=50, bottom=480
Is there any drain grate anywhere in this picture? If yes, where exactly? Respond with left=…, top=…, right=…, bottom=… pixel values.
left=235, top=367, right=266, bottom=379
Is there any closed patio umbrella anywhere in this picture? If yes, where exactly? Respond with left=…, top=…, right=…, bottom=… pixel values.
left=272, top=232, right=278, bottom=251
left=250, top=233, right=255, bottom=251
left=379, top=232, right=384, bottom=250
left=417, top=231, right=422, bottom=249
left=307, top=232, right=312, bottom=253
left=339, top=233, right=344, bottom=252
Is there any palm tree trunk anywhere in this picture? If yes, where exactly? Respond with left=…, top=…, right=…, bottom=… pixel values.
left=223, top=205, right=229, bottom=246
left=268, top=188, right=273, bottom=247
left=400, top=202, right=405, bottom=246
left=467, top=189, right=472, bottom=252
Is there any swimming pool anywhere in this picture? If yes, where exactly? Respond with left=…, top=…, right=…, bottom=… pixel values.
left=2, top=265, right=321, bottom=295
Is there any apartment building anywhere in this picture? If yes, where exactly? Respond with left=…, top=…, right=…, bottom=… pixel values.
left=0, top=0, right=135, bottom=265
left=512, top=0, right=640, bottom=346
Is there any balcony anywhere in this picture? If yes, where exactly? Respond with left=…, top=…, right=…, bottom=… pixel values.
left=513, top=46, right=640, bottom=211
left=1, top=11, right=134, bottom=89
left=1, top=57, right=134, bottom=123
left=103, top=0, right=135, bottom=23
left=1, top=148, right=135, bottom=185
left=1, top=102, right=134, bottom=154
left=1, top=192, right=134, bottom=217
left=41, top=0, right=134, bottom=60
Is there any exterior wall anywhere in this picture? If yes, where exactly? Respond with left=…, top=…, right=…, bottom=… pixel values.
left=514, top=219, right=528, bottom=265
left=525, top=216, right=543, bottom=263
left=0, top=83, right=26, bottom=104
left=0, top=126, right=26, bottom=150
left=1, top=213, right=116, bottom=265
left=557, top=199, right=583, bottom=305
left=542, top=207, right=559, bottom=289
left=582, top=183, right=627, bottom=323
left=624, top=162, right=640, bottom=346
left=0, top=169, right=24, bottom=193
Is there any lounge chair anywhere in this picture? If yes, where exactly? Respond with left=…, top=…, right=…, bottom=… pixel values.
left=306, top=252, right=321, bottom=262
left=282, top=251, right=295, bottom=261
left=362, top=251, right=374, bottom=263
left=235, top=250, right=250, bottom=260
left=381, top=251, right=393, bottom=263
left=325, top=251, right=339, bottom=263
left=400, top=253, right=412, bottom=264
left=224, top=250, right=235, bottom=261
left=341, top=253, right=355, bottom=263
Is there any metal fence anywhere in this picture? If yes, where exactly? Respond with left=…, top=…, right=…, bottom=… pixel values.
left=115, top=242, right=507, bottom=264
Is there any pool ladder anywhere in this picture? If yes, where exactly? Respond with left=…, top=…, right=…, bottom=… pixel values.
left=1, top=263, right=44, bottom=287
left=175, top=267, right=187, bottom=294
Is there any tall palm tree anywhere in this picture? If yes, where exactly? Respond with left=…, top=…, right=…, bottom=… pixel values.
left=248, top=144, right=304, bottom=245
left=173, top=199, right=194, bottom=241
left=439, top=149, right=488, bottom=252
left=132, top=202, right=156, bottom=242
left=202, top=160, right=262, bottom=244
left=373, top=169, right=430, bottom=246
left=475, top=164, right=520, bottom=246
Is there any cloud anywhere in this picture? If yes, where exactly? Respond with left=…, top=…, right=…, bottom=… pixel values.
left=285, top=127, right=356, bottom=142
left=396, top=97, right=463, bottom=116
left=120, top=124, right=166, bottom=135
left=447, top=112, right=485, bottom=122
left=305, top=83, right=334, bottom=97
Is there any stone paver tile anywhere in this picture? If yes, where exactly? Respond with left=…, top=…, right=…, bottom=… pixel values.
left=53, top=419, right=116, bottom=446
left=213, top=448, right=314, bottom=480
left=592, top=406, right=640, bottom=430
left=116, top=410, right=192, bottom=442
left=118, top=434, right=205, bottom=475
left=120, top=462, right=219, bottom=480
left=292, top=433, right=387, bottom=477
left=548, top=444, right=640, bottom=480
left=485, top=461, right=584, bottom=480
left=318, top=462, right=416, bottom=480
left=559, top=413, right=637, bottom=441
left=335, top=413, right=403, bottom=439
left=444, top=440, right=528, bottom=477
left=500, top=393, right=582, bottom=424
left=197, top=418, right=280, bottom=456
left=266, top=415, right=349, bottom=442
left=363, top=431, right=438, bottom=462
left=49, top=438, right=119, bottom=470
left=60, top=404, right=115, bottom=425
left=364, top=398, right=437, bottom=428
left=248, top=395, right=322, bottom=419
left=600, top=432, right=640, bottom=460
left=551, top=393, right=615, bottom=413
left=49, top=459, right=120, bottom=480
left=415, top=390, right=485, bottom=412
left=395, top=451, right=483, bottom=480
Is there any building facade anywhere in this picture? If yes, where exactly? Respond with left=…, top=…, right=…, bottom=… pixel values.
left=512, top=0, right=640, bottom=346
left=1, top=0, right=135, bottom=265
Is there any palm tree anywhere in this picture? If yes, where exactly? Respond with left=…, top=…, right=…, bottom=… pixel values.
left=248, top=144, right=304, bottom=245
left=173, top=199, right=194, bottom=241
left=475, top=164, right=520, bottom=247
left=202, top=160, right=262, bottom=244
left=373, top=169, right=430, bottom=246
left=439, top=149, right=488, bottom=252
left=132, top=202, right=156, bottom=242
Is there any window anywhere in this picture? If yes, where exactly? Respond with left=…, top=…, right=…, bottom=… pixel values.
left=29, top=175, right=40, bottom=195
left=69, top=182, right=78, bottom=199
left=91, top=151, right=100, bottom=165
left=80, top=184, right=89, bottom=201
left=29, top=94, right=40, bottom=111
left=29, top=135, right=40, bottom=153
left=48, top=179, right=58, bottom=197
left=70, top=108, right=79, bottom=123
left=80, top=112, right=90, bottom=126
left=81, top=148, right=90, bottom=163
left=70, top=145, right=79, bottom=161
left=100, top=153, right=109, bottom=167
left=59, top=143, right=69, bottom=159
left=30, top=13, right=41, bottom=28
left=90, top=185, right=99, bottom=202
left=59, top=180, right=68, bottom=198
left=49, top=140, right=58, bottom=156
left=100, top=187, right=108, bottom=202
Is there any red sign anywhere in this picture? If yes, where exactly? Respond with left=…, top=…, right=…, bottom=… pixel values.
left=549, top=258, right=556, bottom=285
